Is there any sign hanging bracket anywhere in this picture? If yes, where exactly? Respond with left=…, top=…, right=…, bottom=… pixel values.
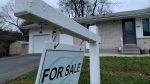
left=54, top=43, right=59, bottom=49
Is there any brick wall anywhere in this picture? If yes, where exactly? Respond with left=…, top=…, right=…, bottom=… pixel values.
left=97, top=20, right=122, bottom=49
left=73, top=20, right=150, bottom=54
left=137, top=38, right=150, bottom=49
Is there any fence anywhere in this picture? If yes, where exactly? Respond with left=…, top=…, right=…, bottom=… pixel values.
left=0, top=46, right=28, bottom=57
left=0, top=48, right=9, bottom=56
left=9, top=46, right=28, bottom=56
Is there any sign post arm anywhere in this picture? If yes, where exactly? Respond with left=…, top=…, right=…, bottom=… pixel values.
left=89, top=27, right=100, bottom=84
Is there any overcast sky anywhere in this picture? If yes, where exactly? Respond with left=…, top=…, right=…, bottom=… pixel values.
left=0, top=0, right=150, bottom=12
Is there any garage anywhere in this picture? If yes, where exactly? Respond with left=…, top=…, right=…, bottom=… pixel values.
left=33, top=35, right=49, bottom=53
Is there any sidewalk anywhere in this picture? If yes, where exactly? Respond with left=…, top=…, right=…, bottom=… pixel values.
left=84, top=53, right=150, bottom=57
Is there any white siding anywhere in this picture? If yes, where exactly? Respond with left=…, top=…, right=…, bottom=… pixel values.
left=59, top=34, right=73, bottom=45
left=29, top=28, right=53, bottom=53
left=135, top=17, right=150, bottom=38
left=135, top=18, right=143, bottom=38
left=33, top=35, right=49, bottom=53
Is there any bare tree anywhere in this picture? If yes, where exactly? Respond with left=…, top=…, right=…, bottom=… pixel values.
left=59, top=0, right=119, bottom=18
left=59, top=0, right=90, bottom=18
left=0, top=0, right=24, bottom=31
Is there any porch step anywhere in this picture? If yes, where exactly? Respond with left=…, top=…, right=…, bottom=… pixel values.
left=123, top=44, right=137, bottom=48
left=121, top=51, right=140, bottom=54
left=121, top=45, right=140, bottom=54
left=122, top=48, right=140, bottom=51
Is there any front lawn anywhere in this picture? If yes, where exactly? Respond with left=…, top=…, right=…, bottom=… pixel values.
left=7, top=56, right=150, bottom=84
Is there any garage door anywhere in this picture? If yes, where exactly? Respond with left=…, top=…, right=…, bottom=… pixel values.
left=33, top=35, right=49, bottom=53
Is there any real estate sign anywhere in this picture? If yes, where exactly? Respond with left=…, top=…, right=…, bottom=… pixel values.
left=35, top=42, right=85, bottom=84
left=14, top=0, right=100, bottom=83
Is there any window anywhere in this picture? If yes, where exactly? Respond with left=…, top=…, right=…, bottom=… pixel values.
left=142, top=19, right=150, bottom=36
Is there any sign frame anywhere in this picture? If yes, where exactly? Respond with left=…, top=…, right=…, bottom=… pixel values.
left=14, top=0, right=100, bottom=83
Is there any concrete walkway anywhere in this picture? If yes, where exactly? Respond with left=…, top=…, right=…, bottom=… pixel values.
left=84, top=53, right=150, bottom=57
left=0, top=54, right=41, bottom=84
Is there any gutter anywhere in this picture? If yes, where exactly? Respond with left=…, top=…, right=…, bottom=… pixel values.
left=74, top=12, right=150, bottom=24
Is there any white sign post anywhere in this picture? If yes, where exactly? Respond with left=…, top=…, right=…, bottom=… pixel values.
left=14, top=0, right=100, bottom=83
left=36, top=42, right=85, bottom=84
left=89, top=26, right=100, bottom=83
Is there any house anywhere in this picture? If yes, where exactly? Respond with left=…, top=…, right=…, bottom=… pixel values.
left=21, top=8, right=150, bottom=54
left=9, top=41, right=29, bottom=55
left=20, top=24, right=53, bottom=53
left=74, top=8, right=150, bottom=54
left=20, top=24, right=73, bottom=54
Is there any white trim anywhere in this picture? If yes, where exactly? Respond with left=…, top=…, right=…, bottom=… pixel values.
left=142, top=18, right=150, bottom=37
left=137, top=36, right=150, bottom=39
left=136, top=17, right=150, bottom=38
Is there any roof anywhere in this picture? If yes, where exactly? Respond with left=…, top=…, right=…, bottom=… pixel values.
left=18, top=41, right=29, bottom=45
left=74, top=8, right=150, bottom=24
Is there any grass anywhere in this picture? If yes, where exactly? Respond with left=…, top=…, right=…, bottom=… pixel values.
left=101, top=57, right=150, bottom=84
left=7, top=70, right=37, bottom=84
left=7, top=56, right=150, bottom=84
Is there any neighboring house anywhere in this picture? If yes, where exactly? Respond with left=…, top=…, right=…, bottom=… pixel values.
left=20, top=8, right=150, bottom=54
left=9, top=41, right=29, bottom=55
left=74, top=8, right=150, bottom=54
left=20, top=24, right=73, bottom=54
left=20, top=24, right=53, bottom=53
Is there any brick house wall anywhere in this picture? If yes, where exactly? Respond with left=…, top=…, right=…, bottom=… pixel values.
left=73, top=19, right=150, bottom=53
left=137, top=38, right=150, bottom=49
left=73, top=20, right=123, bottom=53
left=137, top=38, right=150, bottom=53
left=96, top=20, right=122, bottom=49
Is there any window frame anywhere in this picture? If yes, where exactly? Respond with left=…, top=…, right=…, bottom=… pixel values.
left=142, top=18, right=150, bottom=36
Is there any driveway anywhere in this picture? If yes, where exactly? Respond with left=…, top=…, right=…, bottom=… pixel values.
left=0, top=54, right=41, bottom=84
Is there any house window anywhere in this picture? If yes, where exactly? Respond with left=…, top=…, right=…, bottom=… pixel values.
left=142, top=19, right=150, bottom=36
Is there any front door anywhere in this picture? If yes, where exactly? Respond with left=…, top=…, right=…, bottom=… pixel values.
left=122, top=19, right=136, bottom=44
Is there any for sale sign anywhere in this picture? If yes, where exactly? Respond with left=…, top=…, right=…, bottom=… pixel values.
left=35, top=42, right=85, bottom=84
